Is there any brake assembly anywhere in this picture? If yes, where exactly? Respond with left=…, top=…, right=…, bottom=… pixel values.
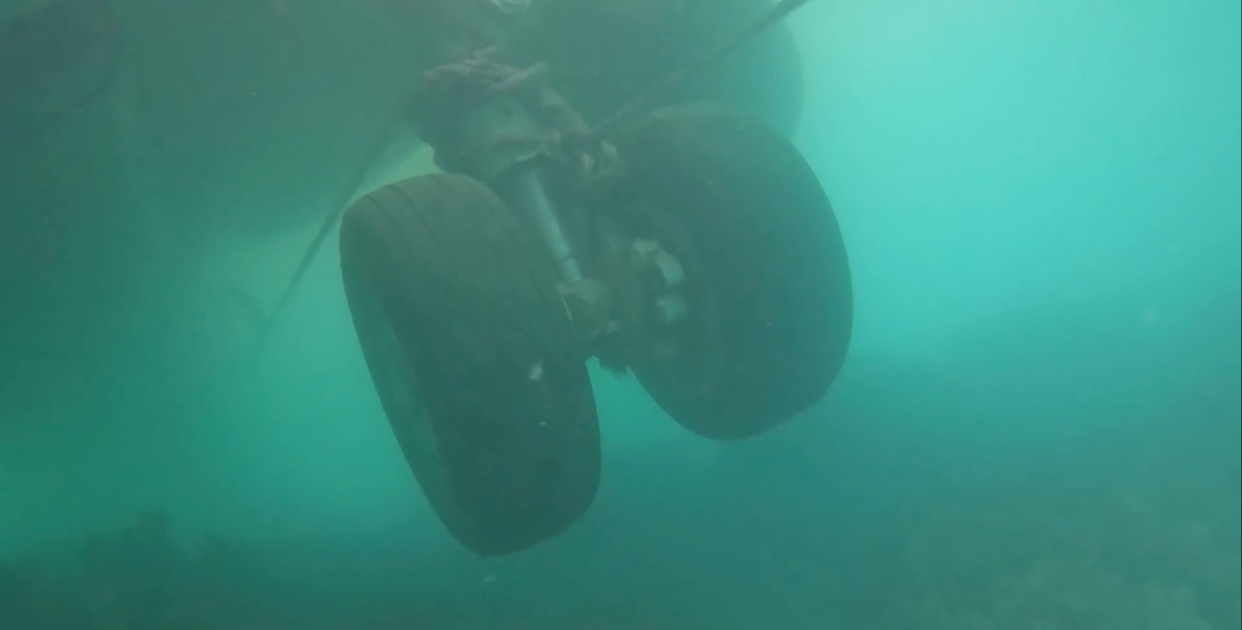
left=407, top=37, right=695, bottom=369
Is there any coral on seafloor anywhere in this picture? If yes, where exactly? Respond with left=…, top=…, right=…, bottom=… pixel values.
left=1, top=510, right=268, bottom=630
left=872, top=482, right=1239, bottom=630
left=2, top=467, right=1238, bottom=630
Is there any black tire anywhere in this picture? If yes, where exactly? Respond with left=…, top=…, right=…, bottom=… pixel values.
left=338, top=173, right=600, bottom=556
left=604, top=103, right=853, bottom=440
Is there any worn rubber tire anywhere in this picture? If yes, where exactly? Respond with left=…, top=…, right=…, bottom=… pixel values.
left=605, top=103, right=853, bottom=440
left=339, top=173, right=600, bottom=556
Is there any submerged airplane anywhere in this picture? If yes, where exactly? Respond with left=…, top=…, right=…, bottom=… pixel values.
left=1, top=0, right=852, bottom=556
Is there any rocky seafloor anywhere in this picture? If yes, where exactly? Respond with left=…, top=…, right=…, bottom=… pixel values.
left=4, top=403, right=1236, bottom=630
left=3, top=297, right=1239, bottom=629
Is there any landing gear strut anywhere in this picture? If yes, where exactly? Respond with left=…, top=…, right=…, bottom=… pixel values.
left=409, top=45, right=695, bottom=367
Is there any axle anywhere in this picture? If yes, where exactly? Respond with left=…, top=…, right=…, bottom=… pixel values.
left=408, top=44, right=693, bottom=361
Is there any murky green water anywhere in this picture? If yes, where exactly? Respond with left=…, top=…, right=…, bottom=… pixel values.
left=2, top=1, right=1238, bottom=628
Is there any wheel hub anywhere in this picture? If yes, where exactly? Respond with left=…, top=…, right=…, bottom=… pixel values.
left=408, top=45, right=695, bottom=367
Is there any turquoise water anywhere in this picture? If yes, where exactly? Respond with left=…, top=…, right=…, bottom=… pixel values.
left=2, top=0, right=1239, bottom=628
